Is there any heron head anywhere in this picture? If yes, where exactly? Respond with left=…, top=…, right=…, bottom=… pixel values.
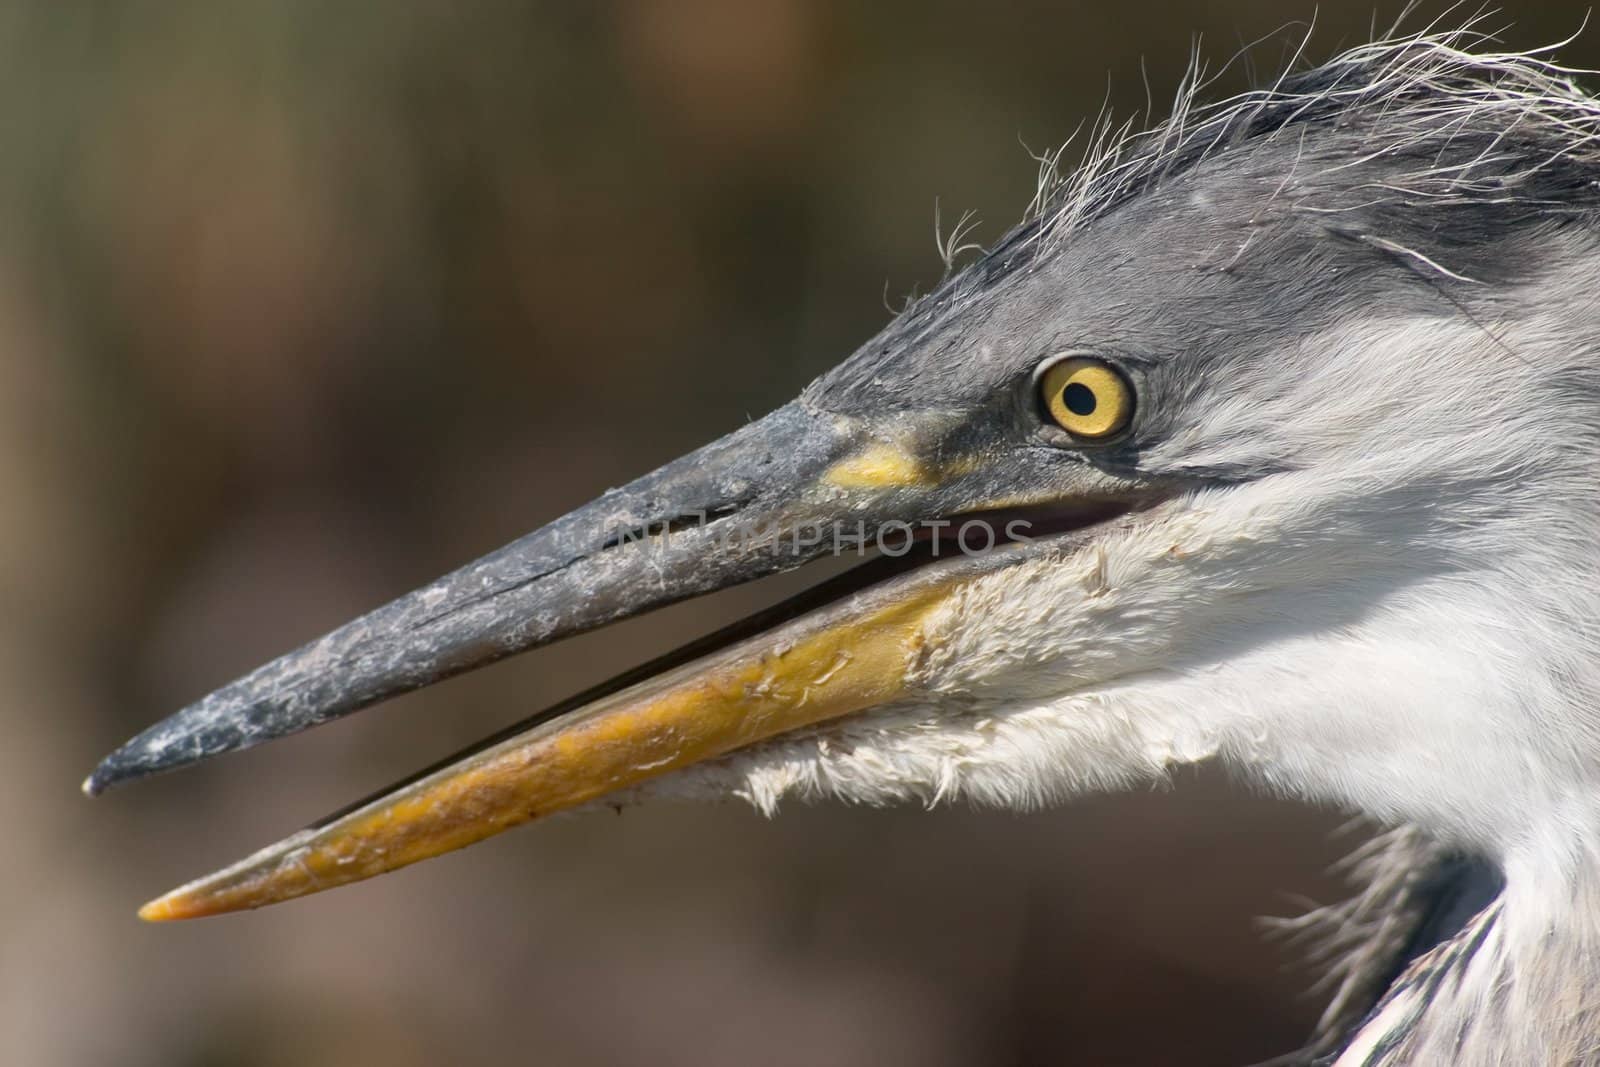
left=90, top=32, right=1600, bottom=918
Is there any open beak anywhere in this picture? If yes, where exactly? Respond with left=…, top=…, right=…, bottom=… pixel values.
left=88, top=400, right=1135, bottom=919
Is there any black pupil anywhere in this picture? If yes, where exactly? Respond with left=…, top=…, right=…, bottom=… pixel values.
left=1061, top=381, right=1097, bottom=416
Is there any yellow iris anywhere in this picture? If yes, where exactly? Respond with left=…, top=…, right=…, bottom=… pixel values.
left=1041, top=357, right=1134, bottom=439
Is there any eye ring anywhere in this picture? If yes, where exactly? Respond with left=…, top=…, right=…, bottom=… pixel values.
left=1039, top=356, right=1135, bottom=440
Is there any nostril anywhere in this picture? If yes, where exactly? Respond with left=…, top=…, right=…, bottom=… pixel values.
left=601, top=502, right=744, bottom=549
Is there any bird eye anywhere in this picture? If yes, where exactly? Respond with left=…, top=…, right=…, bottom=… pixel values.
left=1039, top=357, right=1134, bottom=440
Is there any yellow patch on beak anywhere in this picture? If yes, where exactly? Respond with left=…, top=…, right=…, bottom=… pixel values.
left=823, top=442, right=931, bottom=489
left=136, top=565, right=975, bottom=920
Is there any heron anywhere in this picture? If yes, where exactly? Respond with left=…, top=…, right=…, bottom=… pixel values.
left=82, top=21, right=1600, bottom=1066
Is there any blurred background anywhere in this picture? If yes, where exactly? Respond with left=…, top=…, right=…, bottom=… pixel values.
left=6, top=3, right=1596, bottom=1065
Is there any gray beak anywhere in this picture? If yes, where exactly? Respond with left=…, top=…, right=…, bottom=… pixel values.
left=87, top=403, right=875, bottom=793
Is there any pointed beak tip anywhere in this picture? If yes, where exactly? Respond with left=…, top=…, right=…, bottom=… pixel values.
left=82, top=753, right=132, bottom=798
left=86, top=731, right=190, bottom=798
left=138, top=889, right=208, bottom=922
left=136, top=899, right=171, bottom=923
